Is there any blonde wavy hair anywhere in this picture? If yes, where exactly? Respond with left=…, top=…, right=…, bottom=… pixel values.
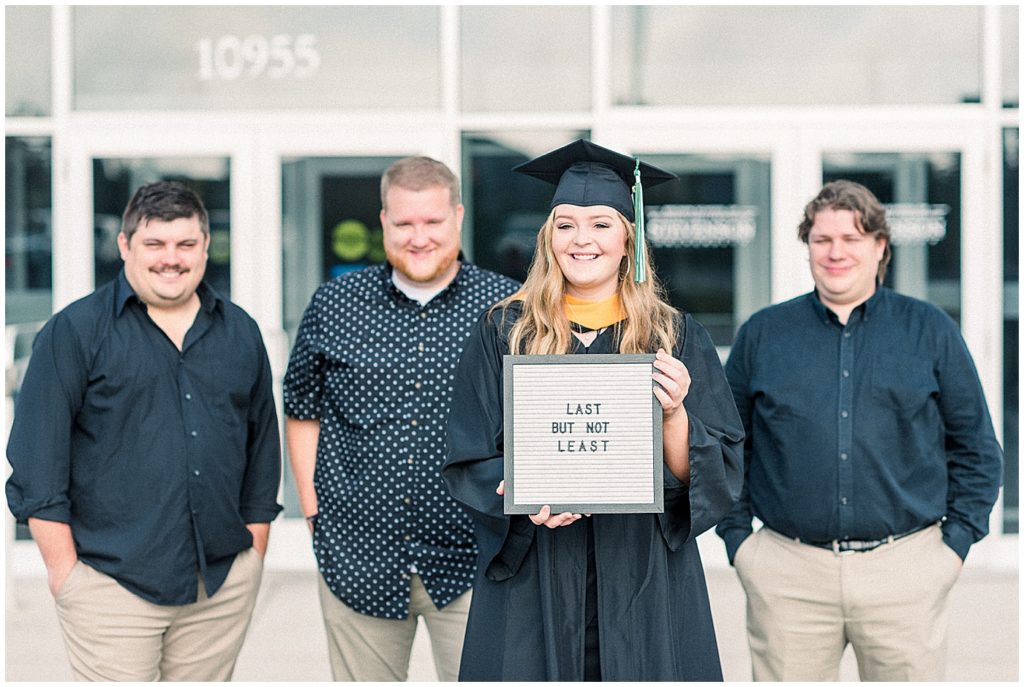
left=496, top=208, right=678, bottom=355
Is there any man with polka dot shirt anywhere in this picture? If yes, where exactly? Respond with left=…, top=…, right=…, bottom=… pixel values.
left=283, top=156, right=519, bottom=681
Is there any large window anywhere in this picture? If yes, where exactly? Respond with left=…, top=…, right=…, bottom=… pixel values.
left=73, top=6, right=440, bottom=110
left=612, top=6, right=982, bottom=106
left=5, top=6, right=51, bottom=117
left=460, top=6, right=591, bottom=112
left=6, top=137, right=53, bottom=325
left=641, top=154, right=772, bottom=346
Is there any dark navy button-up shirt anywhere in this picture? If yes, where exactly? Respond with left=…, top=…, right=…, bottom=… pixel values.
left=716, top=287, right=1002, bottom=562
left=6, top=272, right=283, bottom=605
left=283, top=262, right=518, bottom=619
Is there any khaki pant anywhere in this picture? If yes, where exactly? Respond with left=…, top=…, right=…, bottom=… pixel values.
left=318, top=574, right=470, bottom=681
left=54, top=547, right=263, bottom=681
left=734, top=524, right=962, bottom=681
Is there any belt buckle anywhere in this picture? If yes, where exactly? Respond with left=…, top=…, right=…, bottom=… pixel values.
left=831, top=540, right=856, bottom=556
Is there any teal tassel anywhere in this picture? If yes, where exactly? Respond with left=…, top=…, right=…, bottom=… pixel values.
left=632, top=158, right=646, bottom=283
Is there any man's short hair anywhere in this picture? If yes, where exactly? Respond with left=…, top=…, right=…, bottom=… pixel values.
left=798, top=179, right=893, bottom=283
left=121, top=181, right=210, bottom=243
left=380, top=156, right=461, bottom=211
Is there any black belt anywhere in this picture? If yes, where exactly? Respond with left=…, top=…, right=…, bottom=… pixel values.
left=800, top=522, right=933, bottom=555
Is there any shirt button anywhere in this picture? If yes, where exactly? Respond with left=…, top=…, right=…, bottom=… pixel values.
left=840, top=496, right=848, bottom=505
left=840, top=410, right=849, bottom=418
left=414, top=382, right=422, bottom=390
left=407, top=457, right=414, bottom=465
left=840, top=452, right=848, bottom=460
left=411, top=419, right=418, bottom=427
left=190, top=430, right=198, bottom=437
left=417, top=343, right=425, bottom=352
left=193, top=469, right=200, bottom=477
left=184, top=393, right=192, bottom=400
left=403, top=497, right=412, bottom=506
left=403, top=534, right=412, bottom=541
left=420, top=312, right=427, bottom=320
left=843, top=332, right=851, bottom=338
left=842, top=370, right=850, bottom=378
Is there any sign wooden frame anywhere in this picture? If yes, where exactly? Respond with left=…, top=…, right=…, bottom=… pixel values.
left=503, top=353, right=664, bottom=514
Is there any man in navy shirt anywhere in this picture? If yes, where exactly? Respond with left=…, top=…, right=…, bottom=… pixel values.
left=283, top=156, right=518, bottom=680
left=7, top=181, right=282, bottom=680
left=717, top=180, right=1002, bottom=681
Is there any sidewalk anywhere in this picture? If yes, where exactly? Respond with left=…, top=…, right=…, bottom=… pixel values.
left=5, top=565, right=1017, bottom=681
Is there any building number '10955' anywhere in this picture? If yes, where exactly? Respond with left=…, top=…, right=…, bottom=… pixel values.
left=196, top=34, right=321, bottom=81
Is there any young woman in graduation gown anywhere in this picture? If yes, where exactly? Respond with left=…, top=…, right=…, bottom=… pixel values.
left=442, top=140, right=744, bottom=681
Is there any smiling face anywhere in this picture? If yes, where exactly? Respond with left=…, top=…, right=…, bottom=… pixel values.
left=807, top=207, right=886, bottom=318
left=550, top=204, right=628, bottom=300
left=118, top=215, right=209, bottom=312
left=380, top=184, right=463, bottom=289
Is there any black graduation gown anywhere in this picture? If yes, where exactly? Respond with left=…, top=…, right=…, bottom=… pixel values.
left=442, top=305, right=745, bottom=681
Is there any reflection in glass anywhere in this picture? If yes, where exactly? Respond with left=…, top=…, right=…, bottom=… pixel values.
left=6, top=137, right=53, bottom=325
left=461, top=131, right=589, bottom=283
left=822, top=152, right=962, bottom=322
left=612, top=6, right=981, bottom=106
left=92, top=158, right=231, bottom=297
left=460, top=6, right=590, bottom=112
left=74, top=6, right=440, bottom=110
left=5, top=6, right=51, bottom=116
left=642, top=155, right=772, bottom=347
left=1002, top=128, right=1019, bottom=533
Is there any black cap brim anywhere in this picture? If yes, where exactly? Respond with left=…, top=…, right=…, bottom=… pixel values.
left=513, top=139, right=676, bottom=221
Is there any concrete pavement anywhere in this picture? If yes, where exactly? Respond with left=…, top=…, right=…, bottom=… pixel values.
left=5, top=563, right=1017, bottom=682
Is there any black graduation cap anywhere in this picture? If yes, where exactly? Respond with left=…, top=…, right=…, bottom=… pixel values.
left=513, top=139, right=676, bottom=282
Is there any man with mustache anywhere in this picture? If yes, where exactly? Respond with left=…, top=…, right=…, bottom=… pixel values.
left=7, top=181, right=282, bottom=680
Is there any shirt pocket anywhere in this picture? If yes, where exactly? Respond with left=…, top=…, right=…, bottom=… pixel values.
left=871, top=357, right=938, bottom=413
left=192, top=364, right=253, bottom=429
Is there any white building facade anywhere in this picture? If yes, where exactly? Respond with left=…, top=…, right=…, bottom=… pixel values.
left=5, top=6, right=1019, bottom=571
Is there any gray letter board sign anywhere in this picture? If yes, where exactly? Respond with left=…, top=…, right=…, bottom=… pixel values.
left=503, top=354, right=664, bottom=514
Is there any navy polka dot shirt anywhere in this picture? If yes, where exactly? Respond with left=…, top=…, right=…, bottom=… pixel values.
left=284, top=262, right=519, bottom=619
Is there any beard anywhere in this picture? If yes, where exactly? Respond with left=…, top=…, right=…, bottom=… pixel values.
left=387, top=242, right=461, bottom=285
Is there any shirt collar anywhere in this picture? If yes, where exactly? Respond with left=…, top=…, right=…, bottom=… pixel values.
left=381, top=251, right=468, bottom=304
left=115, top=269, right=222, bottom=316
left=807, top=281, right=886, bottom=326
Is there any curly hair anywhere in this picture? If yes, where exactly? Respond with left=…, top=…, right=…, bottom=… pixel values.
left=798, top=180, right=892, bottom=282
